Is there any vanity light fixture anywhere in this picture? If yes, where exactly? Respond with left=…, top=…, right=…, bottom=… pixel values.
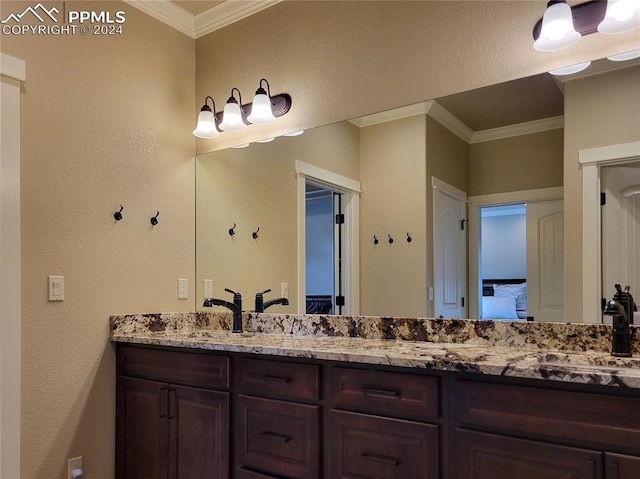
left=607, top=48, right=640, bottom=61
left=193, top=96, right=220, bottom=139
left=192, top=79, right=292, bottom=139
left=533, top=0, right=639, bottom=52
left=284, top=130, right=304, bottom=137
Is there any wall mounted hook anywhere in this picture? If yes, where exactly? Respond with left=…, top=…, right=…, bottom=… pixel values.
left=407, top=233, right=412, bottom=243
left=113, top=205, right=124, bottom=221
left=228, top=223, right=236, bottom=236
left=252, top=227, right=260, bottom=239
left=373, top=235, right=379, bottom=245
left=150, top=211, right=159, bottom=226
left=388, top=234, right=394, bottom=244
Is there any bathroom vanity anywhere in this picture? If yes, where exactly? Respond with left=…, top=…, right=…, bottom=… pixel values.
left=112, top=313, right=640, bottom=479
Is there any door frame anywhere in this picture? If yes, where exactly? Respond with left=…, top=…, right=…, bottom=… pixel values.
left=295, top=161, right=360, bottom=315
left=468, top=186, right=563, bottom=319
left=1, top=52, right=25, bottom=479
left=579, top=141, right=640, bottom=323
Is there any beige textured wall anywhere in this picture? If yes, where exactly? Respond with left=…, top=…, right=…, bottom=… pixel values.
left=196, top=121, right=360, bottom=312
left=564, top=66, right=640, bottom=322
left=359, top=115, right=427, bottom=316
left=0, top=1, right=195, bottom=477
left=195, top=1, right=637, bottom=154
left=468, top=128, right=564, bottom=196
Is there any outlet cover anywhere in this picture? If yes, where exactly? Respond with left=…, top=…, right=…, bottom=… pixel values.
left=68, top=456, right=82, bottom=479
left=178, top=279, right=188, bottom=299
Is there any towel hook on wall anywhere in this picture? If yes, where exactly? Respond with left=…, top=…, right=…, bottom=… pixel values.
left=113, top=205, right=124, bottom=221
left=150, top=211, right=159, bottom=226
left=252, top=227, right=260, bottom=239
left=388, top=234, right=394, bottom=244
left=228, top=223, right=236, bottom=236
left=407, top=233, right=412, bottom=243
left=373, top=235, right=379, bottom=245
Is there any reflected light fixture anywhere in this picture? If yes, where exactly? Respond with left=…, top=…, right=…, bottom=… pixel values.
left=219, top=88, right=247, bottom=132
left=534, top=1, right=581, bottom=52
left=549, top=61, right=592, bottom=75
left=607, top=49, right=640, bottom=61
left=533, top=0, right=639, bottom=52
left=247, top=79, right=276, bottom=124
left=193, top=79, right=292, bottom=139
left=192, top=96, right=219, bottom=139
left=598, top=0, right=640, bottom=33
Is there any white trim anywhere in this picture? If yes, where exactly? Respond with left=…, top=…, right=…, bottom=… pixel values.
left=123, top=0, right=194, bottom=37
left=123, top=0, right=281, bottom=39
left=427, top=101, right=474, bottom=143
left=0, top=54, right=23, bottom=479
left=431, top=176, right=467, bottom=202
left=349, top=102, right=432, bottom=128
left=296, top=161, right=360, bottom=316
left=0, top=53, right=26, bottom=81
left=579, top=142, right=640, bottom=323
left=467, top=187, right=563, bottom=319
left=470, top=116, right=564, bottom=144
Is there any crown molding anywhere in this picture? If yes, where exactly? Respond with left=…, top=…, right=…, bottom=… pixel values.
left=470, top=115, right=564, bottom=144
left=195, top=0, right=282, bottom=38
left=427, top=101, right=474, bottom=143
left=124, top=0, right=281, bottom=39
left=123, top=0, right=194, bottom=37
left=349, top=102, right=434, bottom=128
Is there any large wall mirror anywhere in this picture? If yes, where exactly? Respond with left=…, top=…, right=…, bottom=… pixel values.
left=196, top=59, right=638, bottom=322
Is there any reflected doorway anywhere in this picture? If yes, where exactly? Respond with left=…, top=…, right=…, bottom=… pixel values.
left=305, top=183, right=344, bottom=314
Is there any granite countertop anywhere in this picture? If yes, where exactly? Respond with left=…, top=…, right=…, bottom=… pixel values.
left=110, top=312, right=640, bottom=389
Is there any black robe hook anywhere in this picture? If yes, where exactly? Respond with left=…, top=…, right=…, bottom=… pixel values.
left=228, top=223, right=236, bottom=236
left=113, top=205, right=124, bottom=221
left=388, top=234, right=394, bottom=244
left=252, top=227, right=260, bottom=239
left=150, top=211, right=159, bottom=226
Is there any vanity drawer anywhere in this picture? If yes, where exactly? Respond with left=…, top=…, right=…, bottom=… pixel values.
left=117, top=345, right=229, bottom=389
left=235, top=357, right=320, bottom=401
left=451, top=378, right=640, bottom=453
left=328, top=410, right=439, bottom=479
left=236, top=394, right=320, bottom=479
left=328, top=366, right=439, bottom=421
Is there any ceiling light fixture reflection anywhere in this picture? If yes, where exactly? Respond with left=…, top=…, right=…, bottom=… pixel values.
left=549, top=61, right=592, bottom=76
left=284, top=130, right=305, bottom=137
left=256, top=137, right=275, bottom=143
left=607, top=49, right=640, bottom=61
left=232, top=143, right=250, bottom=149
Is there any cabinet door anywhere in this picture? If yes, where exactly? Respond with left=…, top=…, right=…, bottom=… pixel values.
left=329, top=410, right=439, bottom=479
left=454, top=429, right=602, bottom=479
left=606, top=453, right=640, bottom=479
left=169, top=385, right=229, bottom=479
left=116, top=377, right=169, bottom=479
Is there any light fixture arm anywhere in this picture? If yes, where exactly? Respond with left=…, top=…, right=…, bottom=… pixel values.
left=533, top=0, right=608, bottom=40
left=258, top=78, right=271, bottom=98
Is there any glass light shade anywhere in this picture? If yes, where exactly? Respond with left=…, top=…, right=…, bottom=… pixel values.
left=534, top=2, right=581, bottom=52
left=247, top=92, right=276, bottom=124
left=598, top=0, right=640, bottom=34
left=284, top=130, right=305, bottom=137
left=607, top=49, right=640, bottom=61
left=256, top=137, right=275, bottom=143
left=549, top=61, right=591, bottom=76
left=192, top=110, right=219, bottom=139
left=219, top=101, right=247, bottom=132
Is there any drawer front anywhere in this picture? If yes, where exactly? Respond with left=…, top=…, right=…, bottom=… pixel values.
left=453, top=429, right=601, bottom=479
left=451, top=378, right=640, bottom=454
left=605, top=453, right=640, bottom=479
left=328, top=367, right=439, bottom=421
left=235, top=357, right=320, bottom=401
left=117, top=345, right=229, bottom=389
left=236, top=395, right=320, bottom=479
left=235, top=468, right=280, bottom=479
left=328, top=410, right=439, bottom=479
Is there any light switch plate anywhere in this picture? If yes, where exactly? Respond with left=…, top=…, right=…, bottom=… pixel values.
left=204, top=279, right=213, bottom=298
left=281, top=282, right=289, bottom=299
left=49, top=276, right=64, bottom=301
left=178, top=279, right=188, bottom=299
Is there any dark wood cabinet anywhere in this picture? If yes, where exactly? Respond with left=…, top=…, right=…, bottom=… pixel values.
left=115, top=344, right=640, bottom=479
left=116, top=345, right=230, bottom=479
left=605, top=453, right=640, bottom=479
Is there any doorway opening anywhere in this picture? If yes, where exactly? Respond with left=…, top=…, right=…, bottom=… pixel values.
left=305, top=183, right=345, bottom=314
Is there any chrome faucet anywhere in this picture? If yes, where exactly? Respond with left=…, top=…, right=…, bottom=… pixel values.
left=203, top=288, right=243, bottom=333
left=603, top=298, right=632, bottom=357
left=254, top=288, right=289, bottom=313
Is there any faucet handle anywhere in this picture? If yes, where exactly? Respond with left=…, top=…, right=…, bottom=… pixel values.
left=259, top=289, right=272, bottom=296
left=224, top=287, right=238, bottom=295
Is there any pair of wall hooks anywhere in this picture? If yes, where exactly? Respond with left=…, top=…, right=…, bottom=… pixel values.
left=373, top=233, right=412, bottom=245
left=228, top=223, right=260, bottom=239
left=113, top=205, right=160, bottom=226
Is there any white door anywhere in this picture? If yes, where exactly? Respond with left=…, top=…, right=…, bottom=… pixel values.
left=526, top=200, right=564, bottom=322
left=602, top=163, right=640, bottom=322
left=433, top=181, right=467, bottom=319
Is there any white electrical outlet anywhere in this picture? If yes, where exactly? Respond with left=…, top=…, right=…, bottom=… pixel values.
left=281, top=282, right=289, bottom=299
left=68, top=456, right=82, bottom=479
left=178, top=279, right=188, bottom=299
left=204, top=279, right=213, bottom=298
